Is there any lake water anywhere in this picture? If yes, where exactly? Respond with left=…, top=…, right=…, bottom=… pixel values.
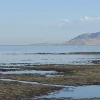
left=0, top=45, right=100, bottom=66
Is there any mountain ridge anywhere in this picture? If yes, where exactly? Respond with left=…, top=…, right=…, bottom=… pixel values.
left=63, top=31, right=100, bottom=45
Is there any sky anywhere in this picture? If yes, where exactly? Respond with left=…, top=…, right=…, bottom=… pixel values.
left=0, top=0, right=100, bottom=45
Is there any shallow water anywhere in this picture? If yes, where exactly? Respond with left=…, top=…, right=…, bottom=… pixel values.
left=41, top=85, right=100, bottom=99
left=0, top=68, right=20, bottom=70
left=0, top=45, right=100, bottom=66
left=0, top=70, right=56, bottom=75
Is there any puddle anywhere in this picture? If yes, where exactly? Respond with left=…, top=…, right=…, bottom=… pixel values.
left=41, top=85, right=100, bottom=99
left=0, top=70, right=57, bottom=75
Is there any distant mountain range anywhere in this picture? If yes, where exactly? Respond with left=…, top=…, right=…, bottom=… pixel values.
left=63, top=31, right=100, bottom=45
left=30, top=42, right=59, bottom=46
left=31, top=31, right=100, bottom=46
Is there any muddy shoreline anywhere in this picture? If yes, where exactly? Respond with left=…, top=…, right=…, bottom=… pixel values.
left=1, top=64, right=100, bottom=86
left=0, top=64, right=100, bottom=99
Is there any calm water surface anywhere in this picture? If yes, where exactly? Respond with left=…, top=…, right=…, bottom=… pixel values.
left=41, top=85, right=100, bottom=99
left=0, top=45, right=100, bottom=66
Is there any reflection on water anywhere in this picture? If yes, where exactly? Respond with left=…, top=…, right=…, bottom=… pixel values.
left=41, top=85, right=100, bottom=99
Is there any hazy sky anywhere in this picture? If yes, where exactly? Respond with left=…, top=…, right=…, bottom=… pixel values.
left=0, top=0, right=100, bottom=45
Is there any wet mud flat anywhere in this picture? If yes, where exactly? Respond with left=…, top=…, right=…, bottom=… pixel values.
left=1, top=64, right=100, bottom=99
left=0, top=81, right=60, bottom=100
left=0, top=81, right=100, bottom=100
left=1, top=64, right=100, bottom=86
